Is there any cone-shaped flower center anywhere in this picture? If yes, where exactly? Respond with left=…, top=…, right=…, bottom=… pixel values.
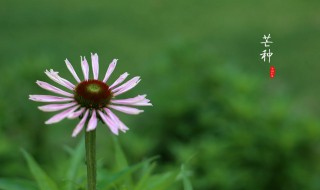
left=74, top=80, right=112, bottom=109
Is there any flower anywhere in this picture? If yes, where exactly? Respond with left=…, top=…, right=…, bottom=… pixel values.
left=29, top=53, right=152, bottom=137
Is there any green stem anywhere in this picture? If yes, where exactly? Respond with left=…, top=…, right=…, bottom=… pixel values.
left=85, top=130, right=96, bottom=190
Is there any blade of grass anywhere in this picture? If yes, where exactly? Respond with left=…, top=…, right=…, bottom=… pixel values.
left=100, top=157, right=158, bottom=190
left=133, top=162, right=156, bottom=190
left=112, top=136, right=132, bottom=188
left=113, top=137, right=129, bottom=171
left=145, top=170, right=180, bottom=190
left=21, top=149, right=59, bottom=190
left=180, top=165, right=193, bottom=190
left=66, top=137, right=85, bottom=190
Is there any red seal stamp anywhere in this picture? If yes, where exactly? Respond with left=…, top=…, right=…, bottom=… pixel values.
left=270, top=66, right=275, bottom=78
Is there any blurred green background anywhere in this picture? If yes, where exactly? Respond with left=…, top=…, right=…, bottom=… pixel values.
left=1, top=0, right=320, bottom=189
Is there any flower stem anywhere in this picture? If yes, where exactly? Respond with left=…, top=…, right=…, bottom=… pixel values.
left=85, top=130, right=96, bottom=190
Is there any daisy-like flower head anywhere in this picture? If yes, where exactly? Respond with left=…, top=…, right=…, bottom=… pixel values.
left=29, top=53, right=152, bottom=137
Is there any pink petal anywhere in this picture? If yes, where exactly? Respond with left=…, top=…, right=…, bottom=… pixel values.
left=113, top=77, right=141, bottom=96
left=81, top=56, right=89, bottom=80
left=38, top=102, right=77, bottom=112
left=72, top=110, right=89, bottom=137
left=49, top=69, right=75, bottom=89
left=115, top=118, right=129, bottom=132
left=68, top=108, right=85, bottom=119
left=45, top=69, right=75, bottom=90
left=36, top=81, right=74, bottom=97
left=29, top=95, right=73, bottom=102
left=102, top=59, right=117, bottom=83
left=104, top=108, right=129, bottom=132
left=109, top=72, right=129, bottom=89
left=109, top=105, right=144, bottom=115
left=87, top=110, right=98, bottom=131
left=65, top=59, right=81, bottom=83
left=111, top=76, right=140, bottom=93
left=110, top=95, right=144, bottom=104
left=111, top=95, right=152, bottom=106
left=91, top=53, right=99, bottom=80
left=45, top=105, right=79, bottom=124
left=98, top=110, right=119, bottom=135
left=122, top=101, right=152, bottom=106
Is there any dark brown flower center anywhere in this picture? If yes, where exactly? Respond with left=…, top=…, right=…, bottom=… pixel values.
left=74, top=80, right=112, bottom=109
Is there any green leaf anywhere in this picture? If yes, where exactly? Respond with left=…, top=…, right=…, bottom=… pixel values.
left=180, top=165, right=193, bottom=190
left=62, top=146, right=74, bottom=156
left=21, top=149, right=59, bottom=190
left=65, top=137, right=85, bottom=190
left=133, top=162, right=156, bottom=190
left=145, top=170, right=180, bottom=190
left=113, top=137, right=129, bottom=171
left=112, top=137, right=132, bottom=188
left=100, top=157, right=158, bottom=190
left=0, top=178, right=37, bottom=190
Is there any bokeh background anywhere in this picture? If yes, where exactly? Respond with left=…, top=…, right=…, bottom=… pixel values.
left=1, top=0, right=320, bottom=189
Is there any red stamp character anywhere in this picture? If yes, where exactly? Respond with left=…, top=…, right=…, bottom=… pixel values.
left=270, top=66, right=275, bottom=78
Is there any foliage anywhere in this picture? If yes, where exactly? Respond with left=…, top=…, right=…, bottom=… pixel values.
left=0, top=138, right=190, bottom=190
left=136, top=45, right=320, bottom=189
